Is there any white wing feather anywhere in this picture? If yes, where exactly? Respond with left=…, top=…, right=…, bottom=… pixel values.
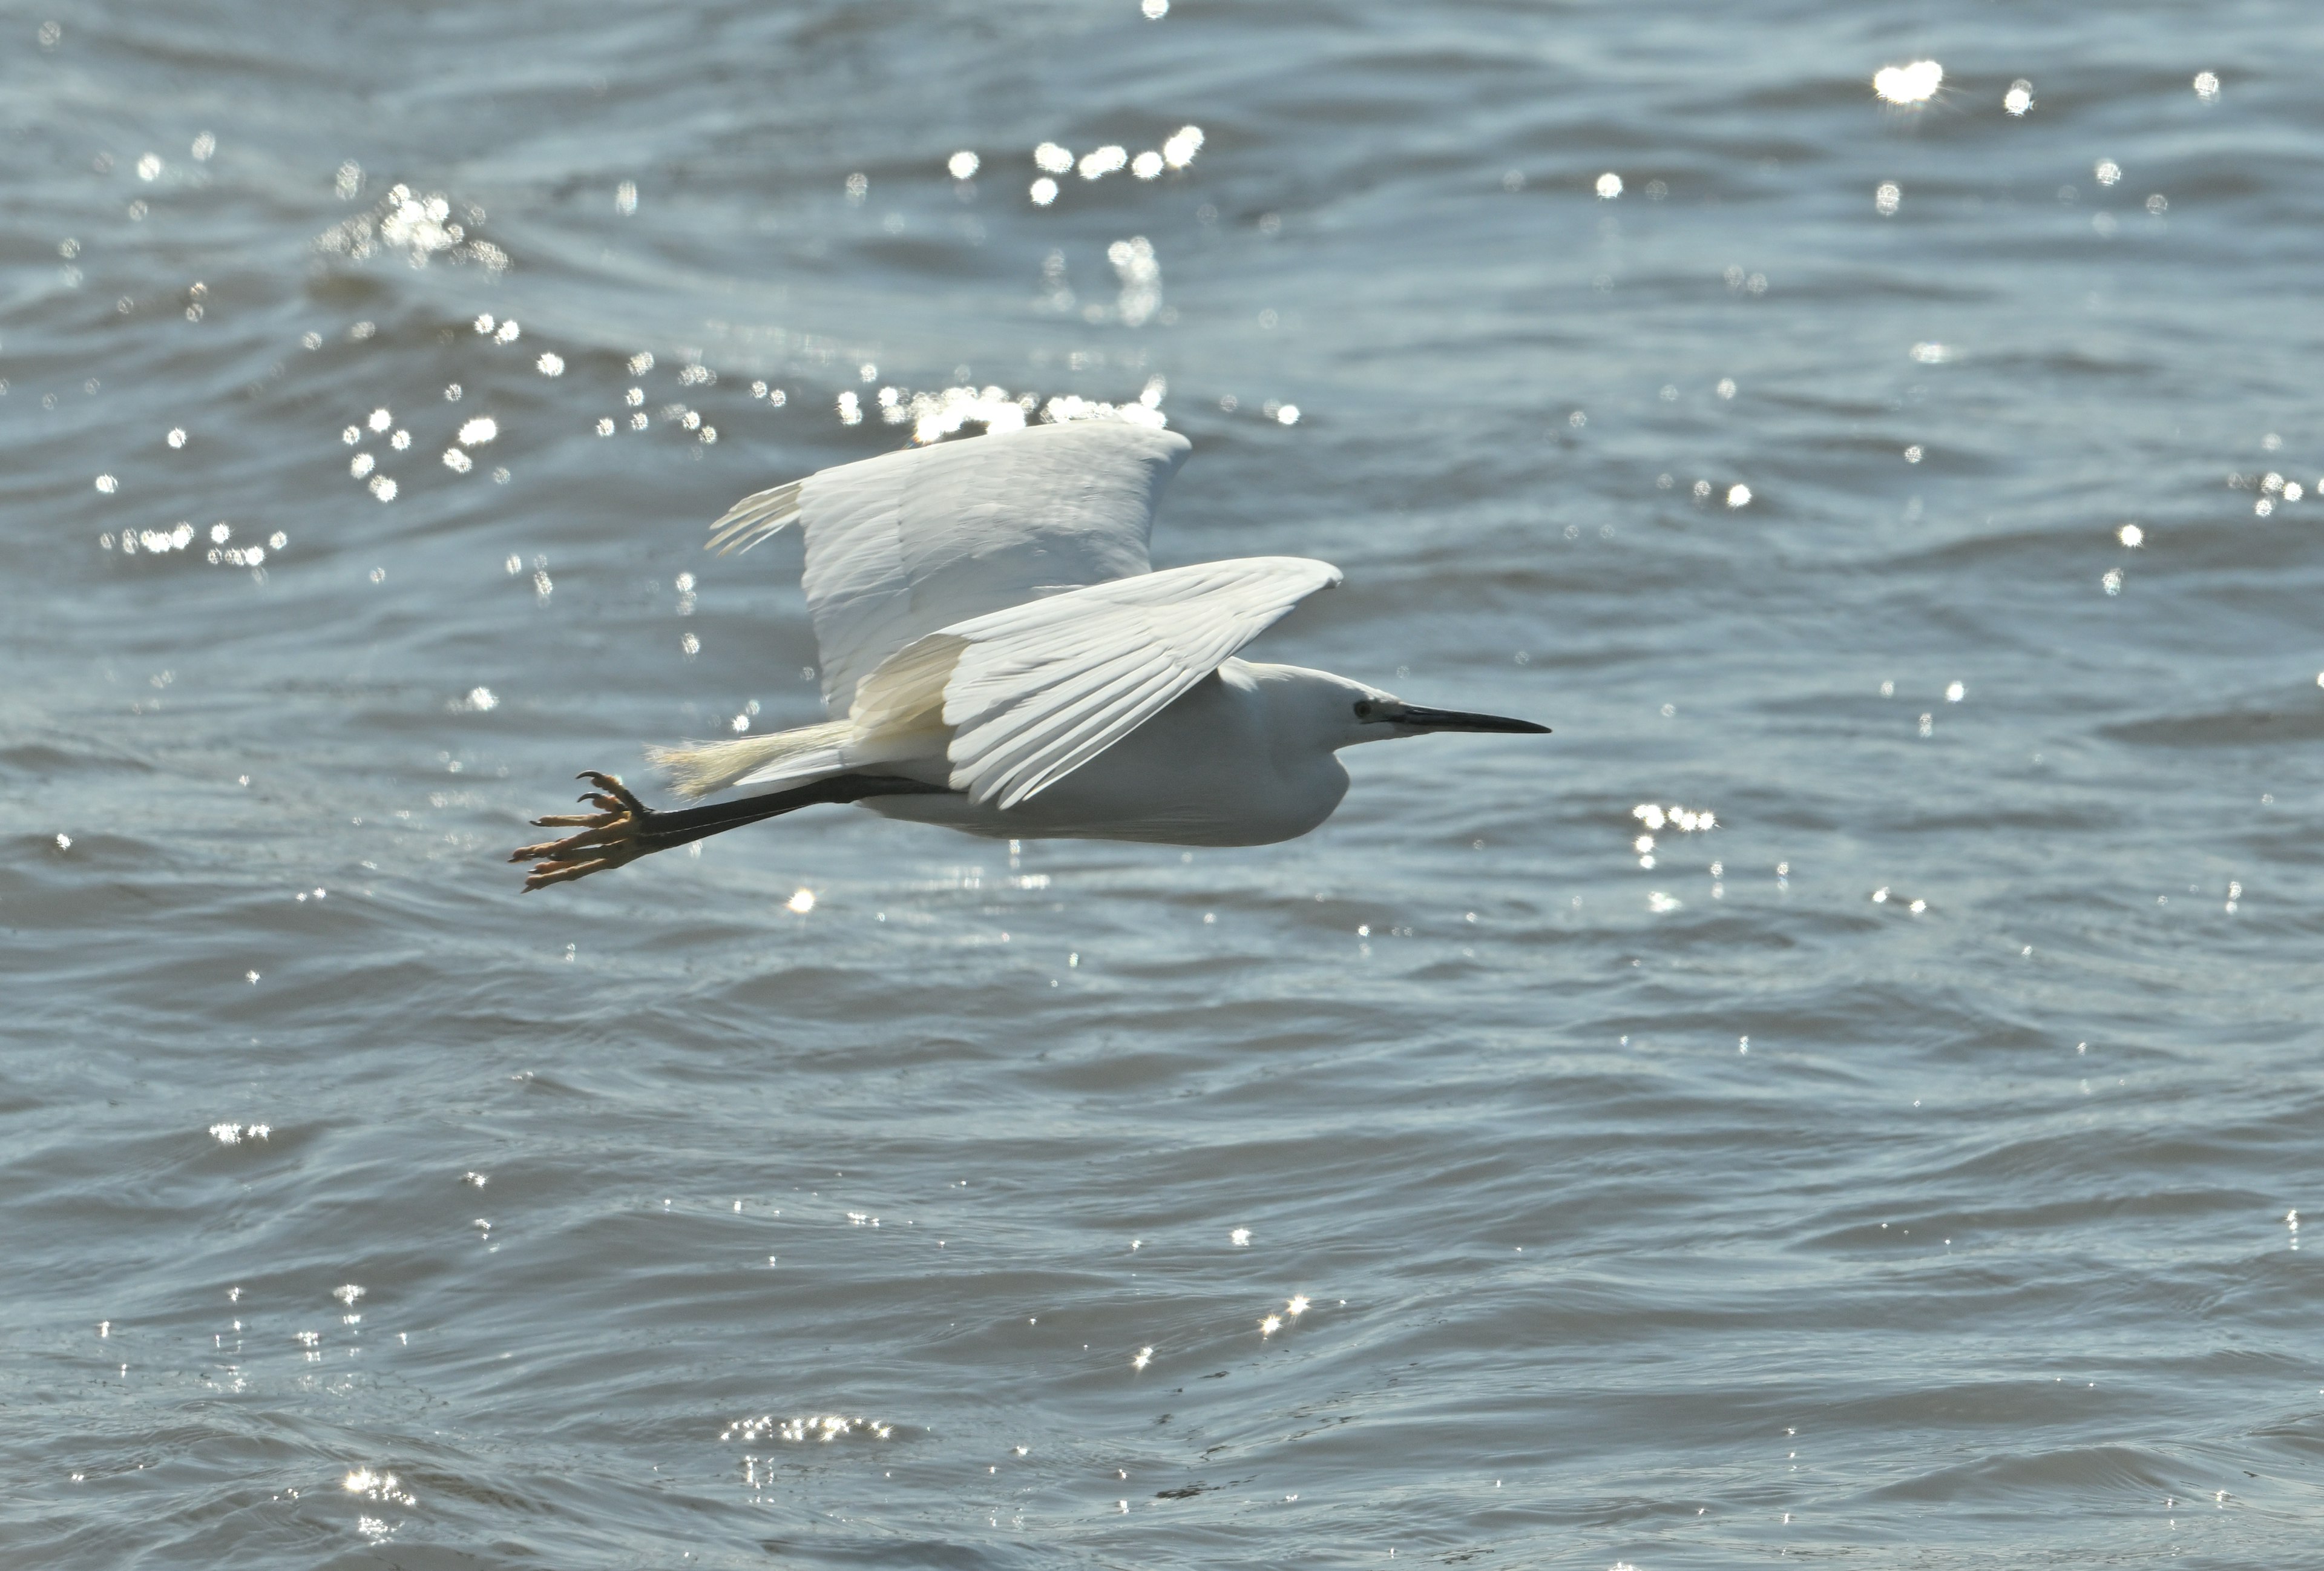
left=707, top=422, right=1191, bottom=710
left=849, top=556, right=1342, bottom=810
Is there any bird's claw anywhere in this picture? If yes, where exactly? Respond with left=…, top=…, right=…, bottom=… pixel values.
left=510, top=769, right=659, bottom=891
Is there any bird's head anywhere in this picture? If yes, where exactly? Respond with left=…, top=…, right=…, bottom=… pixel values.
left=1267, top=668, right=1549, bottom=750
left=1345, top=690, right=1551, bottom=745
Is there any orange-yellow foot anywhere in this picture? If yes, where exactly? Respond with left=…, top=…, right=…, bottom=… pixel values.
left=510, top=771, right=660, bottom=891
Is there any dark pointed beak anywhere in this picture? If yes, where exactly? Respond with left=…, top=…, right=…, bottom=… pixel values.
left=1394, top=705, right=1551, bottom=734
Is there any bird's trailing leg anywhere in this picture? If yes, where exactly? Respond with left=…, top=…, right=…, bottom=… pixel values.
left=511, top=769, right=953, bottom=891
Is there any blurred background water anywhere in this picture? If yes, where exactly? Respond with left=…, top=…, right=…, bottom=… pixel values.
left=5, top=1, right=2322, bottom=1565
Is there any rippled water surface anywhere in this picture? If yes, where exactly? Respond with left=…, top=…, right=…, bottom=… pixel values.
left=7, top=2, right=2323, bottom=1566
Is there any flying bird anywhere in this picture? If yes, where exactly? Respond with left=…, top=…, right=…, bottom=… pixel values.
left=513, top=421, right=1546, bottom=889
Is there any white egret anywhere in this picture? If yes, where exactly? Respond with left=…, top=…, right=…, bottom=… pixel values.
left=514, top=421, right=1546, bottom=888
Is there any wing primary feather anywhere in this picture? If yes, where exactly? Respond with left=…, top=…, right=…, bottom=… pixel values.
left=952, top=650, right=1173, bottom=798
left=706, top=480, right=805, bottom=556
left=991, top=668, right=1190, bottom=809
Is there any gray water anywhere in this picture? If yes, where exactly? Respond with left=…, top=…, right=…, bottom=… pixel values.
left=6, top=2, right=2322, bottom=1565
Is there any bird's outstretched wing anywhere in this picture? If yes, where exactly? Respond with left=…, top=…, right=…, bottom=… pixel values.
left=707, top=421, right=1192, bottom=710
left=849, top=556, right=1342, bottom=810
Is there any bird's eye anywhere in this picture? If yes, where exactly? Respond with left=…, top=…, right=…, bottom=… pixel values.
left=1353, top=699, right=1377, bottom=721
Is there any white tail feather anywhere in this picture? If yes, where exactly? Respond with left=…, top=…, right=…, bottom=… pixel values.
left=648, top=720, right=852, bottom=799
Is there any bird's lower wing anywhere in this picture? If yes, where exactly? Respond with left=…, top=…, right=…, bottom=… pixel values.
left=851, top=556, right=1341, bottom=811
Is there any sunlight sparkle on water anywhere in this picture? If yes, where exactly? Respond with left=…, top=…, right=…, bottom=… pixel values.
left=908, top=384, right=1032, bottom=444
left=1873, top=61, right=1943, bottom=107
left=726, top=1414, right=893, bottom=1444
left=1161, top=126, right=1204, bottom=170
left=343, top=1468, right=414, bottom=1505
left=2005, top=79, right=2034, bottom=116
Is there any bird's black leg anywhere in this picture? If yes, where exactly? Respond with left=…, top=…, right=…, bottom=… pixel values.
left=511, top=769, right=954, bottom=891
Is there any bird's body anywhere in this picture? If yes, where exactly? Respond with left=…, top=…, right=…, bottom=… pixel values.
left=514, top=421, right=1545, bottom=888
left=861, top=659, right=1358, bottom=846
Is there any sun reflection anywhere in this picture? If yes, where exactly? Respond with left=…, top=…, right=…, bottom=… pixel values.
left=724, top=1414, right=894, bottom=1444
left=1873, top=60, right=1943, bottom=106
left=1107, top=235, right=1161, bottom=325
left=2004, top=79, right=2034, bottom=116
left=317, top=185, right=506, bottom=271
left=343, top=1468, right=415, bottom=1506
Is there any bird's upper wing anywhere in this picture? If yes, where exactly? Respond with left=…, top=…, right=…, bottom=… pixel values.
left=707, top=421, right=1192, bottom=710
left=849, top=556, right=1342, bottom=810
